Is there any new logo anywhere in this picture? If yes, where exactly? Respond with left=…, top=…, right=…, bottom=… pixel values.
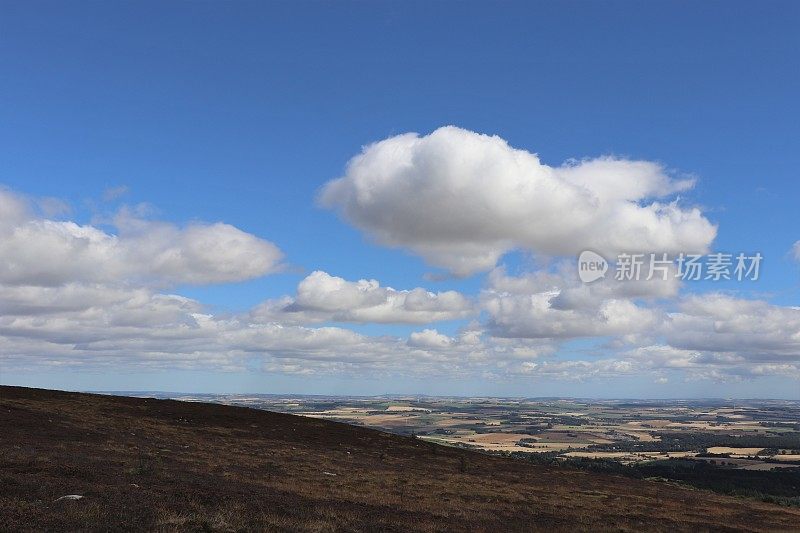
left=578, top=250, right=608, bottom=283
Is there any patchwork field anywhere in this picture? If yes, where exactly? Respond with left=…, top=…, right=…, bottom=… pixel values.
left=144, top=394, right=800, bottom=469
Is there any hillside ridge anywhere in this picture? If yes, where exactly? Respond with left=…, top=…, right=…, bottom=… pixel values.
left=2, top=386, right=798, bottom=532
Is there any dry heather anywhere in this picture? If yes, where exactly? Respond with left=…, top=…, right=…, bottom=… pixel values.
left=1, top=386, right=798, bottom=532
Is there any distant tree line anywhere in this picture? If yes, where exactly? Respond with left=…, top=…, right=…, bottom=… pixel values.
left=588, top=431, right=800, bottom=453
left=506, top=452, right=800, bottom=506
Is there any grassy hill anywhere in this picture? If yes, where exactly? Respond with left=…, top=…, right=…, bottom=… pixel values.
left=1, top=386, right=799, bottom=532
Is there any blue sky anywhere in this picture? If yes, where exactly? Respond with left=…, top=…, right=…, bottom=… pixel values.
left=1, top=1, right=798, bottom=398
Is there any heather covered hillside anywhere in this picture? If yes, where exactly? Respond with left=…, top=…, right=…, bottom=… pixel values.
left=2, top=386, right=799, bottom=532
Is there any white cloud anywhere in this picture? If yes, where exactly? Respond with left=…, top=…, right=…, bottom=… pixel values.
left=478, top=267, right=800, bottom=381
left=320, top=126, right=716, bottom=276
left=620, top=343, right=800, bottom=381
left=0, top=273, right=796, bottom=383
left=0, top=188, right=32, bottom=224
left=664, top=293, right=800, bottom=361
left=482, top=266, right=666, bottom=340
left=0, top=189, right=283, bottom=286
left=622, top=345, right=703, bottom=369
left=0, top=283, right=153, bottom=316
left=0, top=186, right=795, bottom=385
left=792, top=240, right=800, bottom=262
left=0, top=284, right=481, bottom=376
left=0, top=283, right=374, bottom=370
left=252, top=270, right=474, bottom=324
left=408, top=328, right=453, bottom=349
left=484, top=289, right=660, bottom=340
left=513, top=359, right=637, bottom=380
left=0, top=271, right=553, bottom=378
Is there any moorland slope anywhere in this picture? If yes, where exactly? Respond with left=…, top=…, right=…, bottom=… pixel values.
left=1, top=386, right=798, bottom=532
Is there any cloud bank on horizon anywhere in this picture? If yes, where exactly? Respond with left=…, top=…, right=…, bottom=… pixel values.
left=1, top=127, right=798, bottom=387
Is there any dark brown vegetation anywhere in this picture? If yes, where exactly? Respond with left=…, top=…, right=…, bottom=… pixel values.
left=1, top=386, right=799, bottom=532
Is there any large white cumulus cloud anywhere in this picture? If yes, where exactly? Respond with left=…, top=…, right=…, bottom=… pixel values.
left=0, top=189, right=283, bottom=286
left=320, top=126, right=716, bottom=276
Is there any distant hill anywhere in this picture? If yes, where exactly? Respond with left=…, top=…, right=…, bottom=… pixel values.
left=1, top=386, right=798, bottom=532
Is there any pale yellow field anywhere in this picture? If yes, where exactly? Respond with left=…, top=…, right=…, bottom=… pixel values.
left=462, top=443, right=527, bottom=452
left=386, top=405, right=431, bottom=412
left=656, top=452, right=696, bottom=459
left=360, top=415, right=419, bottom=425
left=509, top=441, right=578, bottom=451
left=565, top=450, right=698, bottom=462
left=707, top=447, right=765, bottom=455
left=468, top=432, right=538, bottom=444
left=422, top=434, right=580, bottom=453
